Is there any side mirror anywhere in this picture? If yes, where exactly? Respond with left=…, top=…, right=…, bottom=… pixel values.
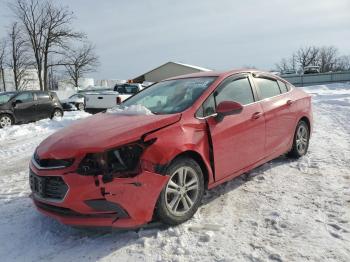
left=216, top=101, right=243, bottom=121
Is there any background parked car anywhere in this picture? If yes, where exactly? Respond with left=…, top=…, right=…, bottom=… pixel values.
left=61, top=93, right=85, bottom=111
left=0, top=90, right=63, bottom=128
left=84, top=83, right=143, bottom=113
left=303, top=66, right=320, bottom=74
left=281, top=69, right=298, bottom=75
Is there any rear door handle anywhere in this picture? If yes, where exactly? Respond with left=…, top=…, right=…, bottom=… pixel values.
left=252, top=112, right=262, bottom=119
left=286, top=100, right=293, bottom=106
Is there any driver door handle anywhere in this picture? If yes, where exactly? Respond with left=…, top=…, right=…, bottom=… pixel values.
left=286, top=100, right=293, bottom=106
left=252, top=112, right=262, bottom=119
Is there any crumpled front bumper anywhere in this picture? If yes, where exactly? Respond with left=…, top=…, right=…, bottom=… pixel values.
left=29, top=162, right=169, bottom=228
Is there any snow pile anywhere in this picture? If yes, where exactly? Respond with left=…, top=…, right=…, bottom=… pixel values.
left=0, top=111, right=90, bottom=141
left=107, top=104, right=154, bottom=115
left=54, top=89, right=77, bottom=100
left=0, top=84, right=349, bottom=261
left=303, top=82, right=350, bottom=107
left=0, top=111, right=90, bottom=164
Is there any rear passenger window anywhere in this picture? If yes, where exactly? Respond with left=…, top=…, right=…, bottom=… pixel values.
left=255, top=78, right=281, bottom=99
left=36, top=92, right=50, bottom=101
left=216, top=77, right=255, bottom=105
left=277, top=80, right=288, bottom=93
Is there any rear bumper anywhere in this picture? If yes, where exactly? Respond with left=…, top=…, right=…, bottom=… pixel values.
left=84, top=108, right=106, bottom=114
left=30, top=163, right=169, bottom=228
left=62, top=103, right=76, bottom=111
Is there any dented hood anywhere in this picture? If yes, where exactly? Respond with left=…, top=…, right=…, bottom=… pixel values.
left=37, top=113, right=181, bottom=159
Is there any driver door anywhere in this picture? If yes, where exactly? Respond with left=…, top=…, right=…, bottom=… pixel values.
left=204, top=74, right=266, bottom=181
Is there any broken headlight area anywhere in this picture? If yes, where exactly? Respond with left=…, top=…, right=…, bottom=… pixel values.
left=77, top=143, right=146, bottom=179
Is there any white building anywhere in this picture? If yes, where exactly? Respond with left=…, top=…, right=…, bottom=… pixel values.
left=0, top=68, right=40, bottom=91
left=57, top=78, right=94, bottom=91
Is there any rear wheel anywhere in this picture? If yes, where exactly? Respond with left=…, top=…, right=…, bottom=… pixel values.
left=156, top=157, right=204, bottom=225
left=288, top=120, right=310, bottom=158
left=0, top=114, right=13, bottom=128
left=77, top=103, right=84, bottom=111
left=51, top=109, right=63, bottom=119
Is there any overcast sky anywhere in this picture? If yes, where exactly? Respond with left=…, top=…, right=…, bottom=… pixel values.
left=0, top=0, right=349, bottom=80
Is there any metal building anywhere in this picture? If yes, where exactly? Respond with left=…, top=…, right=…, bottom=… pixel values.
left=132, top=61, right=211, bottom=83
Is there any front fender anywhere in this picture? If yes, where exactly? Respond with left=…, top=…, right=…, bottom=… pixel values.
left=0, top=109, right=16, bottom=122
left=141, top=120, right=215, bottom=185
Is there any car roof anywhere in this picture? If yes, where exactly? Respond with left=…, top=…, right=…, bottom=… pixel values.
left=0, top=91, right=18, bottom=95
left=164, top=68, right=293, bottom=85
left=164, top=68, right=264, bottom=81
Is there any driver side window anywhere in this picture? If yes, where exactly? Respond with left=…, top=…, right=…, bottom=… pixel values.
left=198, top=76, right=255, bottom=117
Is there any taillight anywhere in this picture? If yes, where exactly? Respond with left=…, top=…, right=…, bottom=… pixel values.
left=116, top=97, right=122, bottom=105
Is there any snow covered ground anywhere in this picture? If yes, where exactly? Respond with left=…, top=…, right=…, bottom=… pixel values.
left=0, top=83, right=349, bottom=262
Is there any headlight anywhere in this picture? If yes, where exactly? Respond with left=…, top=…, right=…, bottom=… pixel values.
left=77, top=140, right=155, bottom=178
left=33, top=150, right=74, bottom=170
left=106, top=144, right=143, bottom=173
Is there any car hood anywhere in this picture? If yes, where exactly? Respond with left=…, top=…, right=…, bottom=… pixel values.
left=37, top=112, right=181, bottom=159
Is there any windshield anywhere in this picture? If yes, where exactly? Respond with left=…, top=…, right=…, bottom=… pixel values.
left=122, top=77, right=216, bottom=114
left=0, top=92, right=16, bottom=104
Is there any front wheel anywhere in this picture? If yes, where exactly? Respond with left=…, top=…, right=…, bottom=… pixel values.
left=156, top=157, right=204, bottom=225
left=51, top=109, right=63, bottom=119
left=0, top=114, right=13, bottom=128
left=288, top=120, right=310, bottom=158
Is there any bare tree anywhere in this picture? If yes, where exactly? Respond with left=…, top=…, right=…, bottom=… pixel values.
left=335, top=55, right=350, bottom=71
left=8, top=22, right=31, bottom=90
left=10, top=0, right=84, bottom=90
left=276, top=46, right=350, bottom=73
left=0, top=39, right=6, bottom=91
left=295, top=46, right=320, bottom=68
left=317, top=46, right=338, bottom=72
left=62, top=44, right=99, bottom=87
left=275, top=54, right=298, bottom=73
left=275, top=58, right=290, bottom=72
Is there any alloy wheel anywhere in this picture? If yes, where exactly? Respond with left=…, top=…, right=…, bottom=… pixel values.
left=165, top=166, right=200, bottom=216
left=296, top=124, right=308, bottom=155
left=53, top=110, right=63, bottom=118
left=0, top=115, right=12, bottom=128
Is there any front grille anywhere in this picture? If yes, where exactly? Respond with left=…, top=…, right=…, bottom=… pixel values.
left=33, top=152, right=74, bottom=169
left=29, top=169, right=68, bottom=201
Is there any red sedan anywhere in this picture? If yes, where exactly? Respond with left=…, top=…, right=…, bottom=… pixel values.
left=29, top=69, right=312, bottom=228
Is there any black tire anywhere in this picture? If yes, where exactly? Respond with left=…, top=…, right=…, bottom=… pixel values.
left=51, top=108, right=63, bottom=119
left=288, top=120, right=310, bottom=158
left=0, top=114, right=14, bottom=128
left=156, top=157, right=204, bottom=225
left=77, top=103, right=84, bottom=111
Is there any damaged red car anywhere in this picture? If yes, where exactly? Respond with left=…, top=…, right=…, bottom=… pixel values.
left=29, top=69, right=312, bottom=228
